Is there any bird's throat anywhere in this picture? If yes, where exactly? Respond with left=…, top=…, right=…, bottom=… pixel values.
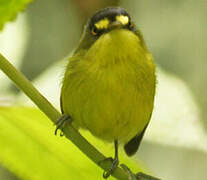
left=85, top=29, right=143, bottom=67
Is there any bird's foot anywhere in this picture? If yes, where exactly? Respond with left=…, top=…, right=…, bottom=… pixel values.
left=99, top=157, right=119, bottom=179
left=55, top=114, right=72, bottom=136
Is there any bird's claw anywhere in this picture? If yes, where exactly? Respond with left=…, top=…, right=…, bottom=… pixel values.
left=103, top=157, right=119, bottom=179
left=98, top=157, right=119, bottom=179
left=55, top=114, right=72, bottom=136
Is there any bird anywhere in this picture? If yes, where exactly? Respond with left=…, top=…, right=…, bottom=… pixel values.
left=57, top=7, right=156, bottom=178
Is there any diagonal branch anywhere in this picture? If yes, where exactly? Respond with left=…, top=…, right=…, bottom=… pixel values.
left=0, top=53, right=134, bottom=179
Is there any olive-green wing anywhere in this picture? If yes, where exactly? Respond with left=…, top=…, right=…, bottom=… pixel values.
left=124, top=122, right=149, bottom=156
left=60, top=94, right=64, bottom=114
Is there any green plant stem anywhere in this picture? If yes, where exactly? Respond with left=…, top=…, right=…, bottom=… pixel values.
left=0, top=53, right=132, bottom=180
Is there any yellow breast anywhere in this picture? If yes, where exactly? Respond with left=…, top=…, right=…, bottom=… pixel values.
left=61, top=29, right=156, bottom=143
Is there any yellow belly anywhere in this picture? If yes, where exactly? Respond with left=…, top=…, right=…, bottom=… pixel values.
left=61, top=61, right=155, bottom=143
left=61, top=29, right=155, bottom=143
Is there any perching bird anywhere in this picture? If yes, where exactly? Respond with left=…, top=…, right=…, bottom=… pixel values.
left=57, top=7, right=156, bottom=178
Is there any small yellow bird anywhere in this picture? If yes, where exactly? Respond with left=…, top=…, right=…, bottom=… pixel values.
left=57, top=7, right=156, bottom=178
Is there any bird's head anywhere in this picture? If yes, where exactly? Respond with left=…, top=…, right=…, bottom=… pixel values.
left=88, top=7, right=134, bottom=36
left=75, top=7, right=146, bottom=53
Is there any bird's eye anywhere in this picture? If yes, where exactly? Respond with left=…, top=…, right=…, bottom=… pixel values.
left=129, top=22, right=134, bottom=29
left=91, top=27, right=98, bottom=36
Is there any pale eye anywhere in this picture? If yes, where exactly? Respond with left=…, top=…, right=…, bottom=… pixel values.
left=129, top=21, right=134, bottom=28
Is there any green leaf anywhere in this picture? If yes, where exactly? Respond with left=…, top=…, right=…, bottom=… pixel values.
left=0, top=107, right=146, bottom=180
left=0, top=0, right=33, bottom=31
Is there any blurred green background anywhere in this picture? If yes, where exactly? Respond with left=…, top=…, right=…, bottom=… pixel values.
left=0, top=0, right=207, bottom=180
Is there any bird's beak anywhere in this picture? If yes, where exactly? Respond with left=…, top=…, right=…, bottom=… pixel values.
left=109, top=21, right=123, bottom=29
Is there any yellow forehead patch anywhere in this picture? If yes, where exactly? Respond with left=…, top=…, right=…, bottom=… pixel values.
left=95, top=18, right=110, bottom=29
left=116, top=15, right=129, bottom=25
